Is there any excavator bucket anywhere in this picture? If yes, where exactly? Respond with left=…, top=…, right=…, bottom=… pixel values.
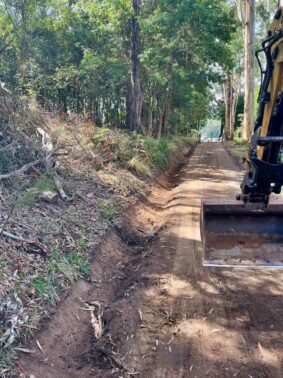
left=201, top=200, right=283, bottom=268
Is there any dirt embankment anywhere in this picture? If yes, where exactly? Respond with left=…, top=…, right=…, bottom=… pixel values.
left=17, top=144, right=194, bottom=377
left=20, top=142, right=283, bottom=378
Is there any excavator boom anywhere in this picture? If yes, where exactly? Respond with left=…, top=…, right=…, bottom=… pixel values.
left=202, top=7, right=283, bottom=268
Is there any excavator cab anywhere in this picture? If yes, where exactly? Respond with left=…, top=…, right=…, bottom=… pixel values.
left=202, top=8, right=283, bottom=268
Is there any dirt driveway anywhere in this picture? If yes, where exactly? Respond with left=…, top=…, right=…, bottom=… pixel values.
left=21, top=143, right=283, bottom=378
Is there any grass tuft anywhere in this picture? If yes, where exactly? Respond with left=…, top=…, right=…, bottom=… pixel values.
left=98, top=200, right=118, bottom=223
left=144, top=138, right=173, bottom=170
left=0, top=347, right=17, bottom=376
left=127, top=156, right=151, bottom=177
left=31, top=276, right=58, bottom=305
left=16, top=172, right=56, bottom=208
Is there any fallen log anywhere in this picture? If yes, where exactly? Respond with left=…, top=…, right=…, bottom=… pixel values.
left=0, top=159, right=41, bottom=180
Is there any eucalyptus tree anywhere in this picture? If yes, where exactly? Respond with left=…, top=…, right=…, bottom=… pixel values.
left=0, top=0, right=238, bottom=137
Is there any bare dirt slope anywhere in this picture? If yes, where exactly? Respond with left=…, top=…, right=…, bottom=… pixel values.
left=20, top=143, right=283, bottom=378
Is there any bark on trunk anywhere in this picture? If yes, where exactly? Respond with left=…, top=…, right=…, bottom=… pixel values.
left=157, top=93, right=168, bottom=139
left=157, top=111, right=163, bottom=140
left=129, top=0, right=143, bottom=133
left=224, top=71, right=241, bottom=140
left=148, top=96, right=153, bottom=137
left=231, top=74, right=241, bottom=137
left=243, top=0, right=255, bottom=141
left=224, top=72, right=232, bottom=140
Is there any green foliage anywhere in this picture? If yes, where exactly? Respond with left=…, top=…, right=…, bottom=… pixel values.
left=32, top=247, right=90, bottom=305
left=15, top=172, right=56, bottom=208
left=0, top=347, right=17, bottom=375
left=0, top=260, right=6, bottom=280
left=145, top=138, right=174, bottom=170
left=0, top=150, right=14, bottom=174
left=48, top=249, right=90, bottom=282
left=127, top=156, right=151, bottom=177
left=31, top=276, right=58, bottom=305
left=68, top=252, right=91, bottom=278
left=48, top=251, right=76, bottom=282
left=0, top=0, right=237, bottom=136
left=98, top=200, right=118, bottom=223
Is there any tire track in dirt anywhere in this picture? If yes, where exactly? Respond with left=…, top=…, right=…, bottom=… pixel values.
left=20, top=143, right=283, bottom=377
left=121, top=142, right=283, bottom=378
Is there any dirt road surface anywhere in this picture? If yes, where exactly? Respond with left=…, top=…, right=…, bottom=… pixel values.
left=21, top=143, right=283, bottom=378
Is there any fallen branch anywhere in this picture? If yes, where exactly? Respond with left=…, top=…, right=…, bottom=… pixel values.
left=1, top=204, right=16, bottom=235
left=52, top=170, right=71, bottom=201
left=96, top=347, right=139, bottom=376
left=0, top=127, right=70, bottom=201
left=0, top=230, right=47, bottom=254
left=39, top=129, right=71, bottom=201
left=1, top=230, right=33, bottom=243
left=0, top=146, right=61, bottom=180
left=0, top=159, right=41, bottom=180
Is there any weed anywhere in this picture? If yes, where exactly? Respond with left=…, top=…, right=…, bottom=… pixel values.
left=98, top=200, right=117, bottom=223
left=38, top=219, right=59, bottom=233
left=68, top=252, right=90, bottom=278
left=77, top=238, right=88, bottom=251
left=48, top=251, right=75, bottom=282
left=93, top=127, right=111, bottom=148
left=16, top=172, right=56, bottom=208
left=145, top=138, right=171, bottom=170
left=0, top=261, right=6, bottom=280
left=48, top=248, right=90, bottom=282
left=0, top=150, right=15, bottom=174
left=31, top=276, right=58, bottom=305
left=0, top=347, right=17, bottom=376
left=94, top=127, right=111, bottom=138
left=127, top=156, right=151, bottom=177
left=233, top=137, right=243, bottom=144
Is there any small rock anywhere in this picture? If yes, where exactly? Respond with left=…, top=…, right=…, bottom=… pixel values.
left=146, top=230, right=158, bottom=242
left=40, top=190, right=59, bottom=204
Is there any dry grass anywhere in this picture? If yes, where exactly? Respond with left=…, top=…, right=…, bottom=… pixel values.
left=0, top=108, right=195, bottom=375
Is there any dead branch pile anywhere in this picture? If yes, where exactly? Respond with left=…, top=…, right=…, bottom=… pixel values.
left=0, top=93, right=69, bottom=200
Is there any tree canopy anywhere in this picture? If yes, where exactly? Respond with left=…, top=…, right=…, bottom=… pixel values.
left=0, top=0, right=238, bottom=137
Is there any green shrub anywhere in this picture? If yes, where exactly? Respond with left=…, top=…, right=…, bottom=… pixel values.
left=0, top=150, right=14, bottom=173
left=127, top=156, right=151, bottom=177
left=15, top=172, right=56, bottom=208
left=68, top=252, right=90, bottom=278
left=31, top=276, right=58, bottom=305
left=98, top=200, right=117, bottom=223
left=0, top=347, right=17, bottom=375
left=144, top=138, right=175, bottom=170
left=48, top=249, right=91, bottom=282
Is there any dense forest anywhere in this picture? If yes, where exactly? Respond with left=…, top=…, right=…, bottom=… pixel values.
left=0, top=0, right=248, bottom=138
left=2, top=1, right=283, bottom=376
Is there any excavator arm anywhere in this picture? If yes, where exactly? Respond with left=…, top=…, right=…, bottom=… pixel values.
left=241, top=8, right=283, bottom=202
left=201, top=7, right=283, bottom=268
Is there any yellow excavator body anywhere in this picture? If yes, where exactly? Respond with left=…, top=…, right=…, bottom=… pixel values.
left=202, top=7, right=283, bottom=268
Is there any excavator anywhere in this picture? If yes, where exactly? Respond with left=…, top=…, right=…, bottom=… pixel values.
left=202, top=7, right=283, bottom=268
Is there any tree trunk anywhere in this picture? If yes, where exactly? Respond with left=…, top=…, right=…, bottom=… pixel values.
left=243, top=0, right=255, bottom=141
left=148, top=96, right=153, bottom=137
left=157, top=91, right=168, bottom=139
left=224, top=72, right=232, bottom=139
left=157, top=111, right=163, bottom=140
left=129, top=0, right=143, bottom=133
left=231, top=73, right=241, bottom=138
left=224, top=70, right=241, bottom=140
left=161, top=98, right=168, bottom=136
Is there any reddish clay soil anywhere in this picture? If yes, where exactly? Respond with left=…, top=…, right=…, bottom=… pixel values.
left=20, top=143, right=283, bottom=377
